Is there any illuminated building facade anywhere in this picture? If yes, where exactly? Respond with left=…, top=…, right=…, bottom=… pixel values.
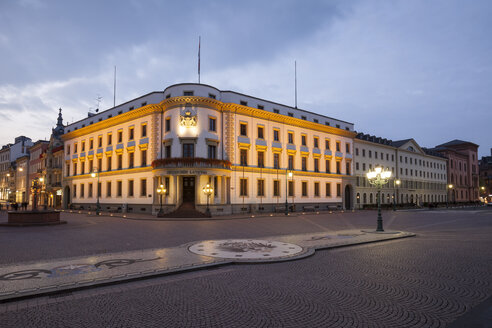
left=62, top=83, right=356, bottom=215
left=354, top=134, right=448, bottom=208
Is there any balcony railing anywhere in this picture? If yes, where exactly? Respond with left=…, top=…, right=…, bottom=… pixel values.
left=152, top=157, right=232, bottom=170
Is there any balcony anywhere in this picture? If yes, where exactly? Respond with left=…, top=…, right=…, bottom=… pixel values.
left=152, top=157, right=232, bottom=170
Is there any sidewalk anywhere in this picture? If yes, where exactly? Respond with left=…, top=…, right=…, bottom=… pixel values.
left=0, top=229, right=415, bottom=302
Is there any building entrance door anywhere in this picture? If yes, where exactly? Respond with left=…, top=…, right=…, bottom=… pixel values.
left=182, top=177, right=195, bottom=203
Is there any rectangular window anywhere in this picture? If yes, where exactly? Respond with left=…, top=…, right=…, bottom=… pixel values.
left=375, top=151, right=378, bottom=159
left=273, top=129, right=279, bottom=141
left=273, top=153, right=280, bottom=169
left=369, top=150, right=372, bottom=158
left=325, top=139, right=330, bottom=150
left=106, top=181, right=112, bottom=197
left=141, top=150, right=147, bottom=166
left=273, top=180, right=280, bottom=197
left=240, top=123, right=247, bottom=136
left=208, top=93, right=216, bottom=99
left=288, top=155, right=294, bottom=170
left=165, top=145, right=171, bottom=158
left=346, top=162, right=350, bottom=175
left=356, top=162, right=359, bottom=170
left=314, top=137, right=319, bottom=148
left=89, top=183, right=93, bottom=198
left=89, top=139, right=93, bottom=150
left=346, top=143, right=350, bottom=153
left=288, top=132, right=294, bottom=144
left=67, top=163, right=70, bottom=176
left=240, top=178, right=248, bottom=196
left=314, top=158, right=319, bottom=172
left=141, top=123, right=147, bottom=137
left=240, top=149, right=248, bottom=166
left=117, top=154, right=123, bottom=169
left=183, top=91, right=194, bottom=96
left=98, top=136, right=103, bottom=148
left=107, top=156, right=112, bottom=171
left=117, top=181, right=122, bottom=197
left=336, top=142, right=341, bottom=152
left=240, top=100, right=248, bottom=106
left=257, top=151, right=264, bottom=168
left=326, top=183, right=331, bottom=197
left=336, top=161, right=341, bottom=174
left=107, top=133, right=112, bottom=145
left=183, top=144, right=194, bottom=158
left=74, top=143, right=78, bottom=153
left=336, top=183, right=341, bottom=197
left=80, top=184, right=85, bottom=198
left=288, top=180, right=294, bottom=197
left=129, top=127, right=134, bottom=140
left=273, top=109, right=279, bottom=114
left=314, top=182, right=320, bottom=197
left=97, top=182, right=101, bottom=197
left=128, top=180, right=134, bottom=197
left=288, top=112, right=294, bottom=117
left=301, top=135, right=306, bottom=146
left=326, top=159, right=331, bottom=173
left=257, top=179, right=265, bottom=196
left=73, top=184, right=77, bottom=198
left=129, top=152, right=134, bottom=168
left=81, top=141, right=85, bottom=152
left=302, top=181, right=308, bottom=196
left=209, top=117, right=216, bottom=132
left=81, top=162, right=85, bottom=175
left=257, top=126, right=264, bottom=139
left=257, top=105, right=264, bottom=110
left=356, top=148, right=359, bottom=156
left=67, top=145, right=70, bottom=155
left=89, top=159, right=93, bottom=173
left=165, top=117, right=171, bottom=132
left=73, top=162, right=78, bottom=175
left=362, top=149, right=366, bottom=157
left=302, top=157, right=307, bottom=171
left=140, top=179, right=147, bottom=196
left=117, top=130, right=123, bottom=143
left=208, top=145, right=216, bottom=159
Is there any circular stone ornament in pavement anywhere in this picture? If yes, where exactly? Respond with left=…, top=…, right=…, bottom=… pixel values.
left=189, top=239, right=303, bottom=260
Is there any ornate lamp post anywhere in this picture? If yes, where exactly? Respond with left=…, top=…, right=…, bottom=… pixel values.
left=202, top=183, right=213, bottom=217
left=156, top=184, right=167, bottom=217
left=91, top=168, right=100, bottom=215
left=393, top=179, right=401, bottom=211
left=366, top=167, right=392, bottom=232
left=446, top=184, right=453, bottom=208
left=285, top=171, right=293, bottom=215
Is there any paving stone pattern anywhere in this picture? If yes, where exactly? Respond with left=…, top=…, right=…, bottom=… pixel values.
left=0, top=208, right=491, bottom=327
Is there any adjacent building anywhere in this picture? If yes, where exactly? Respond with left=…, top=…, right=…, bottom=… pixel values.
left=432, top=140, right=480, bottom=202
left=62, top=83, right=356, bottom=214
left=354, top=134, right=448, bottom=208
left=28, top=140, right=49, bottom=205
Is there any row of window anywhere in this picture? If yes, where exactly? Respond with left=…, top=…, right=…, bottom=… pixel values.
left=67, top=150, right=147, bottom=176
left=355, top=148, right=445, bottom=170
left=73, top=179, right=148, bottom=198
left=238, top=150, right=351, bottom=174
left=356, top=193, right=445, bottom=204
left=354, top=162, right=446, bottom=180
left=239, top=123, right=350, bottom=151
left=238, top=178, right=342, bottom=198
left=356, top=176, right=447, bottom=190
left=68, top=123, right=147, bottom=155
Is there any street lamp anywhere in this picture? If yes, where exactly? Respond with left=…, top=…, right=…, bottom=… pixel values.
left=91, top=168, right=100, bottom=215
left=447, top=184, right=453, bottom=208
left=202, top=183, right=213, bottom=217
left=393, top=179, right=401, bottom=211
left=366, top=167, right=392, bottom=232
left=285, top=171, right=293, bottom=215
left=156, top=184, right=167, bottom=217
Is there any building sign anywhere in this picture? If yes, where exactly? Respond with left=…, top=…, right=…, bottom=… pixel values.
left=179, top=109, right=197, bottom=127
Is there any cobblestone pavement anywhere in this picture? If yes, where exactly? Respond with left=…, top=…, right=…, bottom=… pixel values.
left=0, top=208, right=491, bottom=327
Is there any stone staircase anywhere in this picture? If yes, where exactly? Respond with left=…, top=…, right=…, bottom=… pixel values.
left=159, top=202, right=210, bottom=218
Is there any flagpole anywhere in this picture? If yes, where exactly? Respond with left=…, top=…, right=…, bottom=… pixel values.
left=198, top=36, right=201, bottom=84
left=113, top=66, right=116, bottom=107
left=295, top=60, right=297, bottom=109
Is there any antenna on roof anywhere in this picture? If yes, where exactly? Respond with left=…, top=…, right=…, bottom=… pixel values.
left=198, top=36, right=201, bottom=84
left=294, top=60, right=298, bottom=109
left=113, top=66, right=116, bottom=107
left=96, top=94, right=102, bottom=112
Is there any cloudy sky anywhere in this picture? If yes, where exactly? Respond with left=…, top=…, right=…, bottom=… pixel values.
left=0, top=0, right=491, bottom=157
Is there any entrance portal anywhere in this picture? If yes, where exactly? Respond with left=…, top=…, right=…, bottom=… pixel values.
left=182, top=177, right=195, bottom=203
left=344, top=185, right=352, bottom=210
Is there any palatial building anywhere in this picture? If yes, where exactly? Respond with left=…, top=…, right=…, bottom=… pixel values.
left=62, top=83, right=356, bottom=215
